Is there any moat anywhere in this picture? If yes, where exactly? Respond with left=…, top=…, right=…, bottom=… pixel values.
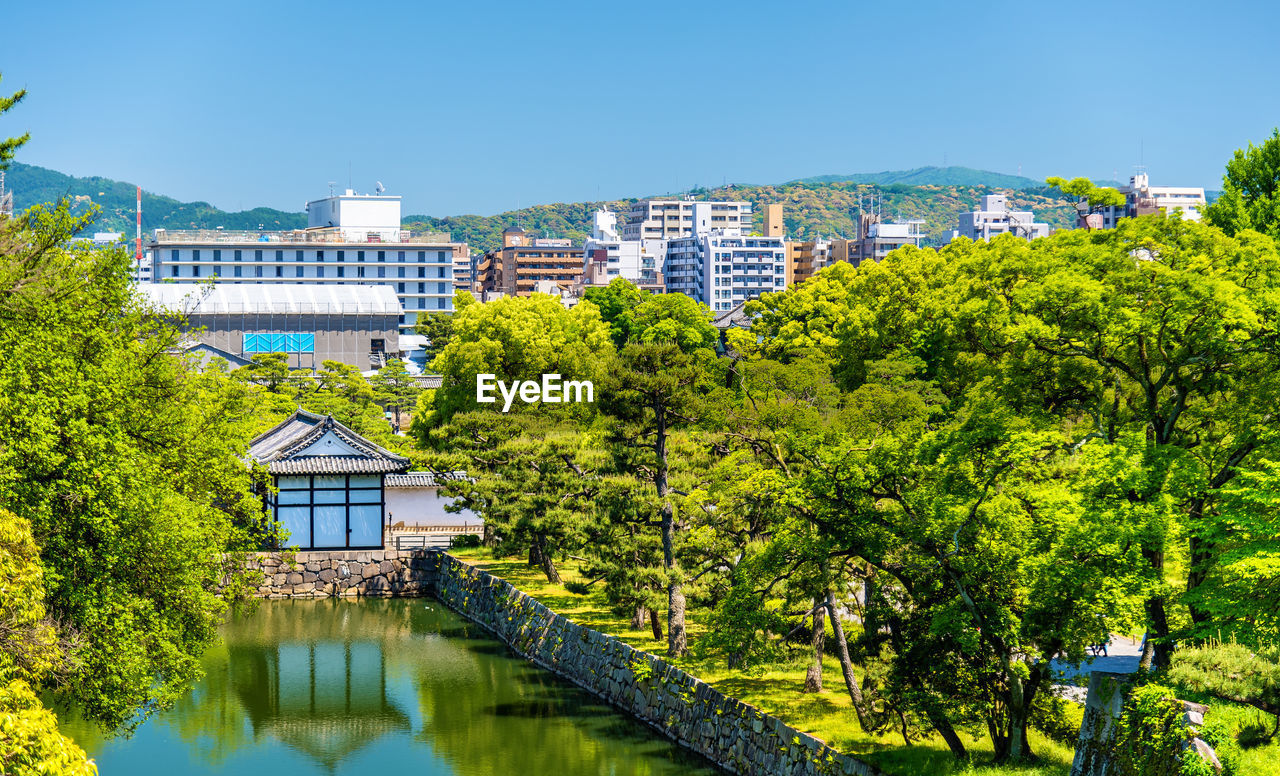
left=61, top=598, right=720, bottom=776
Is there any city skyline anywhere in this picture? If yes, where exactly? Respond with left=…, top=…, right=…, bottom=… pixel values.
left=4, top=0, right=1274, bottom=216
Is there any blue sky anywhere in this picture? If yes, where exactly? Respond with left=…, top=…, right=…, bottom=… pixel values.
left=3, top=0, right=1274, bottom=216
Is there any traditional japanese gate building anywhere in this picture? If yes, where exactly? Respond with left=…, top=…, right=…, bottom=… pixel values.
left=248, top=410, right=410, bottom=550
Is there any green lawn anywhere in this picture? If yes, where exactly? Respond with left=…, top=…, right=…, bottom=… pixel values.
left=447, top=548, right=1076, bottom=776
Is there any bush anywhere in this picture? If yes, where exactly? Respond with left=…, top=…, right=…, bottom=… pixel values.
left=1031, top=693, right=1086, bottom=744
left=450, top=534, right=481, bottom=549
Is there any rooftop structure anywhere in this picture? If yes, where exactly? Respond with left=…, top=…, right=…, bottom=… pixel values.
left=305, top=188, right=403, bottom=243
left=1095, top=172, right=1207, bottom=229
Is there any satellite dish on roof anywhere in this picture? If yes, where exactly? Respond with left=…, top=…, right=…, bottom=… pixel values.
left=375, top=181, right=386, bottom=195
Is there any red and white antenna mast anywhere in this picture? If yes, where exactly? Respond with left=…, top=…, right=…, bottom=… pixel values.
left=135, top=186, right=142, bottom=270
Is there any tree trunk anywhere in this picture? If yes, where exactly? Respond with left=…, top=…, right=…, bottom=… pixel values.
left=649, top=608, right=663, bottom=641
left=655, top=403, right=686, bottom=658
left=631, top=606, right=646, bottom=630
left=924, top=703, right=967, bottom=760
left=528, top=542, right=543, bottom=569
left=861, top=563, right=880, bottom=654
left=826, top=590, right=875, bottom=731
left=803, top=597, right=825, bottom=693
left=1139, top=547, right=1173, bottom=670
left=535, top=535, right=561, bottom=584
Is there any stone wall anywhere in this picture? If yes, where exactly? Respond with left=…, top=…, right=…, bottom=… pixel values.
left=431, top=552, right=881, bottom=776
left=237, top=548, right=437, bottom=598
left=1070, top=671, right=1221, bottom=776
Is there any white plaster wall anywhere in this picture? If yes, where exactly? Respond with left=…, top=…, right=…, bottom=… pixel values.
left=384, top=486, right=480, bottom=527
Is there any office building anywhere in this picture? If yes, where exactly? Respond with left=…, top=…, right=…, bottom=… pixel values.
left=622, top=198, right=754, bottom=240
left=148, top=188, right=461, bottom=332
left=1093, top=172, right=1207, bottom=229
left=138, top=282, right=403, bottom=370
left=665, top=231, right=786, bottom=312
left=475, top=226, right=583, bottom=297
left=949, top=194, right=1050, bottom=243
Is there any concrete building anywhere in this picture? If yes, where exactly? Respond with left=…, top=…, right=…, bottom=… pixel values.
left=829, top=213, right=926, bottom=268
left=665, top=231, right=787, bottom=312
left=138, top=283, right=403, bottom=370
left=788, top=237, right=833, bottom=287
left=148, top=188, right=461, bottom=333
left=475, top=226, right=583, bottom=297
left=579, top=209, right=666, bottom=293
left=950, top=194, right=1050, bottom=243
left=622, top=198, right=754, bottom=240
left=452, top=245, right=475, bottom=295
left=1095, top=172, right=1207, bottom=229
left=762, top=204, right=785, bottom=237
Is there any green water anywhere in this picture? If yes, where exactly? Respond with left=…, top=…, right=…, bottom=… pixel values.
left=63, top=598, right=720, bottom=775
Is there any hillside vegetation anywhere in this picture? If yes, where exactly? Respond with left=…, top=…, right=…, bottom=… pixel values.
left=7, top=161, right=1083, bottom=250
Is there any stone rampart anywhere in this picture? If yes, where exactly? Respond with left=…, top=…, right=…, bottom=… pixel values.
left=236, top=548, right=437, bottom=598
left=431, top=552, right=881, bottom=776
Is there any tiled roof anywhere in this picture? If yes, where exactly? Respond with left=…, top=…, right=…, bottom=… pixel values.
left=712, top=301, right=754, bottom=330
left=385, top=470, right=468, bottom=488
left=247, top=409, right=410, bottom=476
left=413, top=374, right=443, bottom=389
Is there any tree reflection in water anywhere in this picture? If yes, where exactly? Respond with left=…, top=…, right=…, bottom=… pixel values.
left=63, top=598, right=719, bottom=776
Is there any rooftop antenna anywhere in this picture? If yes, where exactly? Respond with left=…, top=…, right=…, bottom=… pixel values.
left=348, top=161, right=352, bottom=190
left=328, top=181, right=336, bottom=197
left=375, top=181, right=386, bottom=195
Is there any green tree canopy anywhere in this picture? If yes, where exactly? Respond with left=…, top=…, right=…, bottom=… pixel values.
left=1205, top=128, right=1280, bottom=241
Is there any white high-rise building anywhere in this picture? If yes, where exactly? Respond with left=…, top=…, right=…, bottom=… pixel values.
left=581, top=209, right=666, bottom=290
left=949, top=193, right=1050, bottom=242
left=148, top=188, right=462, bottom=333
left=1097, top=172, right=1206, bottom=229
left=665, top=230, right=787, bottom=312
left=622, top=198, right=754, bottom=240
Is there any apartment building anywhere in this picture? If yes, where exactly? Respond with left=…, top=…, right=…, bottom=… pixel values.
left=475, top=226, right=583, bottom=297
left=1094, top=172, right=1206, bottom=228
left=949, top=194, right=1050, bottom=243
left=762, top=203, right=785, bottom=237
left=579, top=209, right=666, bottom=293
left=788, top=238, right=833, bottom=287
left=453, top=245, right=475, bottom=294
left=665, top=232, right=786, bottom=312
left=148, top=188, right=460, bottom=332
left=622, top=198, right=754, bottom=240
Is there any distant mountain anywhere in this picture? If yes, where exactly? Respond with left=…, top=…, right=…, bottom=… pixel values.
left=3, top=162, right=305, bottom=233
left=791, top=166, right=1045, bottom=189
left=2, top=161, right=1096, bottom=251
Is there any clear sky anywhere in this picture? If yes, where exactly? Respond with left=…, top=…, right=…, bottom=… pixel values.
left=3, top=0, right=1274, bottom=216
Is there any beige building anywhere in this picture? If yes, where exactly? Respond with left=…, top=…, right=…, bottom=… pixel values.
left=762, top=203, right=785, bottom=237
left=787, top=238, right=833, bottom=287
left=476, top=226, right=584, bottom=297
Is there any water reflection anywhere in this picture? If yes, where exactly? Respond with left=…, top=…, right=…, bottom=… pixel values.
left=63, top=599, right=719, bottom=776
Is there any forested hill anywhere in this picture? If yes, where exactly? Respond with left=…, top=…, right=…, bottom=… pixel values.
left=6, top=160, right=1082, bottom=249
left=403, top=182, right=1081, bottom=250
left=4, top=162, right=306, bottom=232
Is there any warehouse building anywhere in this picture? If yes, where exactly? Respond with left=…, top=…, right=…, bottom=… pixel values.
left=138, top=283, right=403, bottom=370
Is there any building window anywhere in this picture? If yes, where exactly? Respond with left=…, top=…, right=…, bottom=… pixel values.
left=317, top=267, right=325, bottom=278
left=417, top=251, right=425, bottom=261
left=171, top=265, right=179, bottom=277
left=417, top=297, right=425, bottom=309
left=170, top=249, right=178, bottom=261
left=417, top=266, right=425, bottom=278
left=398, top=267, right=405, bottom=278
left=276, top=266, right=284, bottom=277
left=212, top=249, right=222, bottom=261
left=337, top=266, right=345, bottom=278
left=234, top=266, right=242, bottom=278
left=255, top=266, right=263, bottom=277
left=438, top=282, right=447, bottom=294
left=295, top=250, right=304, bottom=262
left=438, top=251, right=446, bottom=261
left=398, top=283, right=405, bottom=293
left=276, top=250, right=284, bottom=261
left=316, top=250, right=324, bottom=261
left=357, top=266, right=365, bottom=278
left=377, top=267, right=385, bottom=278
left=377, top=251, right=385, bottom=262
left=255, top=249, right=263, bottom=261
left=193, top=249, right=201, bottom=261
left=243, top=333, right=315, bottom=353
left=193, top=265, right=201, bottom=277
left=398, top=251, right=405, bottom=262
left=337, top=250, right=344, bottom=261
left=358, top=250, right=365, bottom=262
left=234, top=249, right=242, bottom=261
left=437, top=297, right=446, bottom=309
left=296, top=266, right=304, bottom=277
left=417, top=282, right=425, bottom=293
